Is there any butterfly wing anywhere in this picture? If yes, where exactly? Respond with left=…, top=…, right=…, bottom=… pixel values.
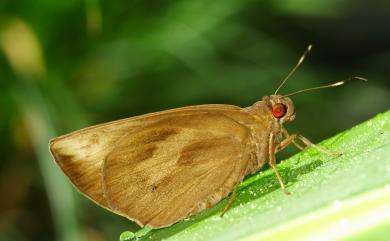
left=49, top=105, right=248, bottom=209
left=102, top=111, right=254, bottom=228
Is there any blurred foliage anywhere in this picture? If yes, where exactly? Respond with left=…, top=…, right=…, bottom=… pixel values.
left=0, top=0, right=389, bottom=241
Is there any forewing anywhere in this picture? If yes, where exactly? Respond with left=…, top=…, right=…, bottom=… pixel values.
left=102, top=112, right=252, bottom=228
left=49, top=104, right=244, bottom=208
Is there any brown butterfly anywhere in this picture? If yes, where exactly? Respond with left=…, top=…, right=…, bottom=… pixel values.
left=49, top=45, right=365, bottom=228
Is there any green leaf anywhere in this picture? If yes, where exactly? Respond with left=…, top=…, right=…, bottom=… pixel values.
left=131, top=110, right=390, bottom=241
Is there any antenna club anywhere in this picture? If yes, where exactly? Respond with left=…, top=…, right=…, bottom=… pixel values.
left=333, top=81, right=345, bottom=86
left=352, top=76, right=368, bottom=82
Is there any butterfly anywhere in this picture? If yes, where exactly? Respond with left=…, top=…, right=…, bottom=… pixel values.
left=49, top=45, right=365, bottom=228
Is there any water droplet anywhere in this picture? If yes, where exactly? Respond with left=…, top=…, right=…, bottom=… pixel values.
left=385, top=184, right=390, bottom=193
left=333, top=200, right=343, bottom=209
left=339, top=218, right=349, bottom=228
left=120, top=231, right=135, bottom=241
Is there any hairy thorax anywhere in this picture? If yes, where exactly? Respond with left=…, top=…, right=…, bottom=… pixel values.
left=243, top=100, right=280, bottom=175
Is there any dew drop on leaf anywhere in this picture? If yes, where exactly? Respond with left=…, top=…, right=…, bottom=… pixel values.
left=119, top=231, right=136, bottom=241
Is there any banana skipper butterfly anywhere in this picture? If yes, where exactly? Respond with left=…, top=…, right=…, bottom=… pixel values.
left=49, top=45, right=366, bottom=228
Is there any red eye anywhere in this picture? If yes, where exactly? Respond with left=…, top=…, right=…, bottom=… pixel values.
left=272, top=103, right=286, bottom=118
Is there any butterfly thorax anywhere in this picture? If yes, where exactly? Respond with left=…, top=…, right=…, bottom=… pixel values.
left=243, top=95, right=295, bottom=175
left=243, top=100, right=276, bottom=175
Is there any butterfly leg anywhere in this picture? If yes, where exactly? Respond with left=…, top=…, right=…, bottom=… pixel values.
left=297, top=134, right=341, bottom=157
left=279, top=128, right=305, bottom=151
left=276, top=133, right=303, bottom=152
left=269, top=133, right=291, bottom=195
left=280, top=128, right=341, bottom=157
left=220, top=188, right=237, bottom=218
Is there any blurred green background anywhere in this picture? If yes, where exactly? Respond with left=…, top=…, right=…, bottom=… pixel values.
left=0, top=0, right=389, bottom=240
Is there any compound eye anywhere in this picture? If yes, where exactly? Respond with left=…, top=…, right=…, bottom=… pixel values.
left=272, top=103, right=287, bottom=118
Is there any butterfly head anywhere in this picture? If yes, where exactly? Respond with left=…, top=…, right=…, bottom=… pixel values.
left=267, top=95, right=296, bottom=124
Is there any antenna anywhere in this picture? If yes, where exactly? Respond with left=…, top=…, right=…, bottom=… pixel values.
left=274, top=44, right=313, bottom=95
left=283, top=76, right=368, bottom=97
